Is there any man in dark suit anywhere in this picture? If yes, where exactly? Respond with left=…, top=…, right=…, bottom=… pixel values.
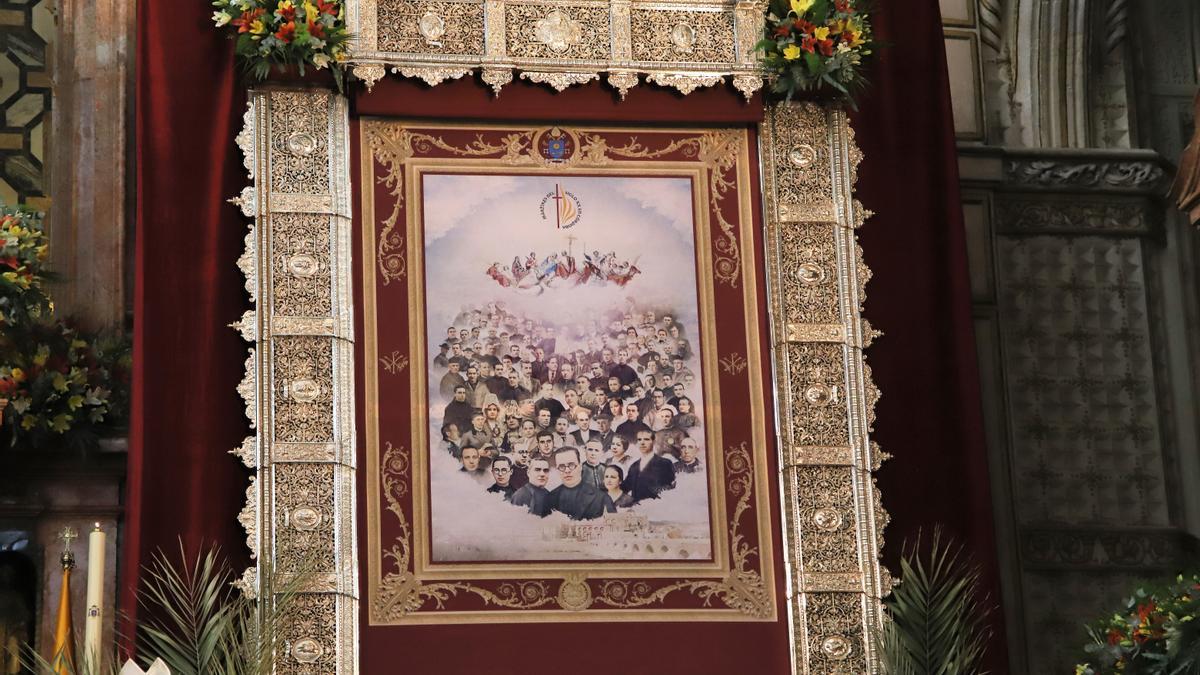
left=550, top=447, right=606, bottom=520
left=511, top=457, right=553, bottom=517
left=622, top=429, right=676, bottom=503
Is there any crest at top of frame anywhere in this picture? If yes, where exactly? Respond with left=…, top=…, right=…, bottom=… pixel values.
left=346, top=0, right=767, bottom=98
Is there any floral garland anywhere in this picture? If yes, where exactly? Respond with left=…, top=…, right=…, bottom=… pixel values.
left=757, top=0, right=875, bottom=104
left=0, top=207, right=129, bottom=450
left=212, top=0, right=351, bottom=89
left=1076, top=572, right=1200, bottom=674
left=0, top=207, right=51, bottom=327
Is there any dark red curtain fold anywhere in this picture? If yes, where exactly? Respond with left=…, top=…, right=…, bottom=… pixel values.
left=130, top=0, right=1006, bottom=668
left=124, top=0, right=251, bottom=629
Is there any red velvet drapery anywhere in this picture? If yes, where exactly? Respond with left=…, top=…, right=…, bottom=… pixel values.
left=128, top=0, right=1006, bottom=669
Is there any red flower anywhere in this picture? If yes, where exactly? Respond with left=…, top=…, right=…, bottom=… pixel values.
left=307, top=17, right=325, bottom=38
left=796, top=19, right=815, bottom=34
left=231, top=8, right=264, bottom=33
left=817, top=38, right=834, bottom=56
left=800, top=36, right=817, bottom=53
left=318, top=0, right=339, bottom=15
left=0, top=378, right=15, bottom=395
left=835, top=0, right=854, bottom=13
left=278, top=4, right=296, bottom=21
left=1, top=256, right=18, bottom=269
left=773, top=21, right=792, bottom=37
left=1107, top=628, right=1123, bottom=645
left=275, top=21, right=296, bottom=42
left=1137, top=601, right=1157, bottom=623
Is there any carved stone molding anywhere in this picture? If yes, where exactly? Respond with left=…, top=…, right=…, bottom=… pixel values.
left=235, top=89, right=357, bottom=675
left=346, top=0, right=764, bottom=97
left=761, top=103, right=888, bottom=672
left=1003, top=150, right=1169, bottom=194
left=1021, top=527, right=1197, bottom=571
left=996, top=194, right=1160, bottom=236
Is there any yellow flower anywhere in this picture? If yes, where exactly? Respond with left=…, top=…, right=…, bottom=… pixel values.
left=52, top=372, right=67, bottom=392
left=250, top=18, right=267, bottom=34
left=789, top=0, right=814, bottom=15
left=21, top=414, right=35, bottom=430
left=68, top=395, right=83, bottom=410
left=33, top=345, right=49, bottom=367
left=782, top=44, right=802, bottom=60
left=813, top=26, right=830, bottom=40
left=848, top=29, right=864, bottom=46
left=10, top=368, right=24, bottom=383
left=303, top=0, right=318, bottom=18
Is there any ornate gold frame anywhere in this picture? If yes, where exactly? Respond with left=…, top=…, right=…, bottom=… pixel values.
left=345, top=0, right=766, bottom=98
left=359, top=121, right=776, bottom=623
left=234, top=87, right=887, bottom=672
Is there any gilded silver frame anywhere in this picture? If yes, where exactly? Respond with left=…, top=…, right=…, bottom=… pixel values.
left=233, top=85, right=888, bottom=672
left=345, top=0, right=766, bottom=98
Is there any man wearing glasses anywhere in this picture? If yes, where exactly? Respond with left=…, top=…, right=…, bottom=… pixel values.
left=549, top=446, right=606, bottom=521
left=511, top=457, right=554, bottom=517
left=486, top=456, right=517, bottom=500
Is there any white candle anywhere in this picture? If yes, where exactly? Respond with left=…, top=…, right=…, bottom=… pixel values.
left=84, top=522, right=105, bottom=667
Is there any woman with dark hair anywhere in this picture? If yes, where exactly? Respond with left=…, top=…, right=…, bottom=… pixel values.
left=602, top=464, right=634, bottom=512
left=675, top=396, right=700, bottom=430
left=606, top=397, right=624, bottom=420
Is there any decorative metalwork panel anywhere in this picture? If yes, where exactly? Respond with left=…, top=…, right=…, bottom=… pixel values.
left=234, top=89, right=357, bottom=675
left=762, top=102, right=888, bottom=673
left=346, top=0, right=765, bottom=98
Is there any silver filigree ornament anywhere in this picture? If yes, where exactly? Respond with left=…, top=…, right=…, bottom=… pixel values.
left=290, top=378, right=322, bottom=403
left=796, top=262, right=826, bottom=284
left=286, top=132, right=318, bottom=157
left=287, top=253, right=320, bottom=278
left=669, top=22, right=696, bottom=53
left=290, top=638, right=324, bottom=664
left=821, top=635, right=852, bottom=660
left=417, top=11, right=446, bottom=46
left=813, top=507, right=844, bottom=532
left=789, top=144, right=816, bottom=168
left=534, top=9, right=584, bottom=53
left=290, top=506, right=323, bottom=531
left=804, top=383, right=837, bottom=406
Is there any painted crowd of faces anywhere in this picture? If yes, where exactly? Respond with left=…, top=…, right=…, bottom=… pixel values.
left=433, top=302, right=707, bottom=519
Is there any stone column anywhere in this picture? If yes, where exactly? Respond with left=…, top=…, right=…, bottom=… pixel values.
left=46, top=0, right=134, bottom=329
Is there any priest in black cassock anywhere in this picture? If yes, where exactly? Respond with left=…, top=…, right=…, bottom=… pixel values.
left=486, top=456, right=517, bottom=500
left=511, top=457, right=553, bottom=517
left=549, top=447, right=606, bottom=520
left=622, top=430, right=676, bottom=502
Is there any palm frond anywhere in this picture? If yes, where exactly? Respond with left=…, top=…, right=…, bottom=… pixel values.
left=877, top=531, right=992, bottom=675
left=24, top=543, right=314, bottom=675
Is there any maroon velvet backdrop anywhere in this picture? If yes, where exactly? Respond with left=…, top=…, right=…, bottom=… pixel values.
left=129, top=0, right=1006, bottom=670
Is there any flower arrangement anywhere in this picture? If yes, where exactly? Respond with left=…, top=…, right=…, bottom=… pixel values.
left=0, top=321, right=130, bottom=451
left=1077, top=572, right=1200, bottom=674
left=212, top=0, right=351, bottom=89
left=0, top=206, right=130, bottom=450
left=0, top=205, right=52, bottom=327
left=757, top=0, right=875, bottom=104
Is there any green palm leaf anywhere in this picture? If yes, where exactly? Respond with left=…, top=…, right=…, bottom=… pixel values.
left=877, top=532, right=992, bottom=675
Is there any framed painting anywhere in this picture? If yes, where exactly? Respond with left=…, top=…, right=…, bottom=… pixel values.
left=359, top=121, right=778, bottom=623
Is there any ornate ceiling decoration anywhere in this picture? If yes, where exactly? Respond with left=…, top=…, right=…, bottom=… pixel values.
left=346, top=0, right=766, bottom=98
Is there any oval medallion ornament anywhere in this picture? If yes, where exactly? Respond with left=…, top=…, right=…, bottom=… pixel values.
left=813, top=507, right=844, bottom=532
left=821, top=635, right=852, bottom=660
left=290, top=378, right=322, bottom=403
left=534, top=9, right=584, bottom=53
left=418, top=12, right=446, bottom=44
left=285, top=132, right=318, bottom=157
left=789, top=144, right=816, bottom=168
left=557, top=576, right=593, bottom=611
left=291, top=506, right=323, bottom=531
left=287, top=253, right=319, bottom=278
left=669, top=23, right=696, bottom=52
left=291, top=638, right=324, bottom=663
left=804, top=383, right=836, bottom=406
left=796, top=262, right=826, bottom=284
